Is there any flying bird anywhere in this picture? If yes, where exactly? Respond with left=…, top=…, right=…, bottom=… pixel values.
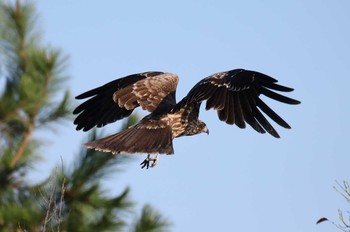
left=73, top=69, right=300, bottom=168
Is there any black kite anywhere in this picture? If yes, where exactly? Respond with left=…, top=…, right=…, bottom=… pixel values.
left=73, top=69, right=300, bottom=168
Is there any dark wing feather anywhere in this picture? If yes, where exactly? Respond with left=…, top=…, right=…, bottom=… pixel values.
left=233, top=94, right=245, bottom=128
left=176, top=69, right=300, bottom=138
left=73, top=71, right=179, bottom=131
left=84, top=118, right=174, bottom=155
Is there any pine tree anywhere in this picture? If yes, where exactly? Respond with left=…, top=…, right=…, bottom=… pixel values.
left=132, top=205, right=171, bottom=232
left=0, top=1, right=170, bottom=231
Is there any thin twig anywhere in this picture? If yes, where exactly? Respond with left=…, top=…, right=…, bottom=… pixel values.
left=41, top=180, right=56, bottom=232
left=56, top=157, right=66, bottom=232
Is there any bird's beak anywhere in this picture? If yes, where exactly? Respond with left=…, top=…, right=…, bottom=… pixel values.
left=204, top=126, right=209, bottom=135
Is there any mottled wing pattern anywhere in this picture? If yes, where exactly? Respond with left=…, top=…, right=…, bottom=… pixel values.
left=73, top=72, right=178, bottom=131
left=176, top=69, right=300, bottom=138
left=113, top=73, right=178, bottom=112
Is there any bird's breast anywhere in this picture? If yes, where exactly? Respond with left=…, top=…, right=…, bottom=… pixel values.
left=164, top=111, right=186, bottom=138
left=165, top=108, right=202, bottom=138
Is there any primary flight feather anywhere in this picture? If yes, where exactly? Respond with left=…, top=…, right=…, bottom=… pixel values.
left=73, top=69, right=300, bottom=168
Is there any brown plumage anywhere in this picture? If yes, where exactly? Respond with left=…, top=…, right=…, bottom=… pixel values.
left=73, top=69, right=300, bottom=168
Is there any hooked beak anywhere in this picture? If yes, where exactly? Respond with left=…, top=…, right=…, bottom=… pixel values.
left=204, top=126, right=209, bottom=135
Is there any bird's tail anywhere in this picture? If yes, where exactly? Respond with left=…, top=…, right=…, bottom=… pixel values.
left=84, top=125, right=174, bottom=155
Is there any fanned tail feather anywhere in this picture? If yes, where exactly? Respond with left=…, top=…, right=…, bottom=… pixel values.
left=84, top=125, right=174, bottom=155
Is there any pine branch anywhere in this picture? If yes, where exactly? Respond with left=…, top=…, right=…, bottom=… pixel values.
left=132, top=204, right=171, bottom=232
left=15, top=0, right=28, bottom=73
left=1, top=2, right=173, bottom=231
left=10, top=119, right=33, bottom=168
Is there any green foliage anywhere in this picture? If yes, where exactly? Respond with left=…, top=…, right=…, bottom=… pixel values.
left=0, top=1, right=171, bottom=231
left=132, top=205, right=171, bottom=232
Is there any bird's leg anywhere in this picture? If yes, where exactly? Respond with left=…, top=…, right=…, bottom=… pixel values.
left=140, top=154, right=160, bottom=169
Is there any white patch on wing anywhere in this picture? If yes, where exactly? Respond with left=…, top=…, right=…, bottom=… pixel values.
left=229, top=85, right=250, bottom=91
left=209, top=81, right=229, bottom=88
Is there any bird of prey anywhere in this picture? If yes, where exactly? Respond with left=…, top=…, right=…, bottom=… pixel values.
left=73, top=69, right=300, bottom=168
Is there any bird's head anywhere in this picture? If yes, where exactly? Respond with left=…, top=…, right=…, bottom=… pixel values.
left=197, top=120, right=209, bottom=135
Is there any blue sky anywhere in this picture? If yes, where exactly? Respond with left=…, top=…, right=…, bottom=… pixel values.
left=29, top=1, right=350, bottom=231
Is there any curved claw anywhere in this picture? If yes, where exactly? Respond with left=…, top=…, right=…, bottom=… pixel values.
left=140, top=158, right=150, bottom=169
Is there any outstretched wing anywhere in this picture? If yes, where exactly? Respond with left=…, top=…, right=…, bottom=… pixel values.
left=176, top=69, right=300, bottom=138
left=73, top=72, right=179, bottom=131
